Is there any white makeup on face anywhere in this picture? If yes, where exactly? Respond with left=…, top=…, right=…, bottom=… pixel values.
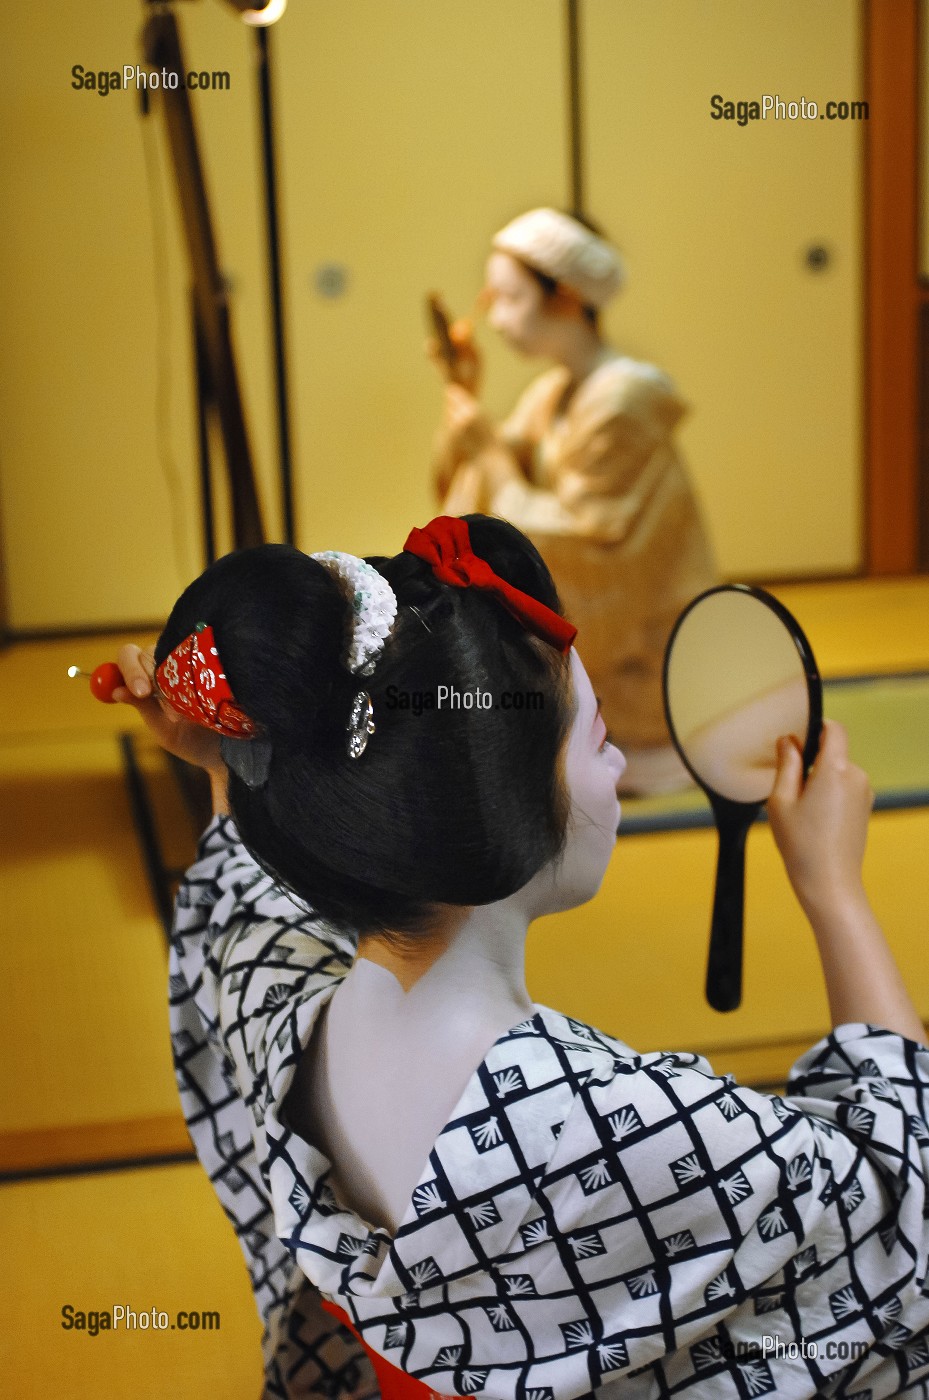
left=539, top=650, right=625, bottom=913
left=483, top=251, right=552, bottom=355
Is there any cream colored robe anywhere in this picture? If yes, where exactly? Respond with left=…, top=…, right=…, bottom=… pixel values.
left=439, top=355, right=717, bottom=749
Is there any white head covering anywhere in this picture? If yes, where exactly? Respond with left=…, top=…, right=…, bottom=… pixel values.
left=491, top=207, right=625, bottom=309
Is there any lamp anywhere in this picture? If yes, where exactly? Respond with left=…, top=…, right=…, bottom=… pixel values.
left=239, top=0, right=287, bottom=26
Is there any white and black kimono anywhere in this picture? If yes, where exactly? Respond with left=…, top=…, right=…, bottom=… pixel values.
left=170, top=817, right=929, bottom=1400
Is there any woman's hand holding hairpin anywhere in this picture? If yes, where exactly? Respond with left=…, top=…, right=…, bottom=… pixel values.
left=111, top=643, right=230, bottom=811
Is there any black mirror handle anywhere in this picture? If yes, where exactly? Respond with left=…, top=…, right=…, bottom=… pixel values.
left=705, top=800, right=761, bottom=1012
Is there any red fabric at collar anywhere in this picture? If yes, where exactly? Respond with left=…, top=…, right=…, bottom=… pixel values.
left=320, top=1299, right=455, bottom=1400
left=403, top=517, right=577, bottom=653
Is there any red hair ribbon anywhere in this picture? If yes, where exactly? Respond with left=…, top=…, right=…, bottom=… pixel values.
left=155, top=623, right=257, bottom=739
left=403, top=516, right=577, bottom=653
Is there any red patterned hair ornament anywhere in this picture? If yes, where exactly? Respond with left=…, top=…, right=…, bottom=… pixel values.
left=402, top=516, right=577, bottom=653
left=155, top=623, right=257, bottom=739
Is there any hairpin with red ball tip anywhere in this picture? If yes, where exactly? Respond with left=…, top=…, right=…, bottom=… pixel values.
left=67, top=629, right=248, bottom=730
left=70, top=628, right=255, bottom=736
left=71, top=626, right=270, bottom=788
left=67, top=662, right=126, bottom=703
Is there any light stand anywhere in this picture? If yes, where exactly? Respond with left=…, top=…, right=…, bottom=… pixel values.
left=253, top=20, right=295, bottom=544
left=142, top=3, right=265, bottom=557
left=141, top=0, right=295, bottom=556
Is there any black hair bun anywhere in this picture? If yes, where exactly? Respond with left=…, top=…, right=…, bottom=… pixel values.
left=156, top=521, right=573, bottom=936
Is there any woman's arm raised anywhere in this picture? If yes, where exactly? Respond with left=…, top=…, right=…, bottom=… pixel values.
left=767, top=719, right=926, bottom=1045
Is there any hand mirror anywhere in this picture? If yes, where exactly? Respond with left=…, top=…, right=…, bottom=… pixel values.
left=662, top=585, right=822, bottom=1012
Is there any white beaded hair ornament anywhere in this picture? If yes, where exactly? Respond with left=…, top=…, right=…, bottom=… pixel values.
left=310, top=551, right=399, bottom=758
left=492, top=207, right=625, bottom=309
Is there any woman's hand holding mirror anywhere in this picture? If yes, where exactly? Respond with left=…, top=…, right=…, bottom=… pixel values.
left=767, top=719, right=874, bottom=920
left=766, top=720, right=924, bottom=1045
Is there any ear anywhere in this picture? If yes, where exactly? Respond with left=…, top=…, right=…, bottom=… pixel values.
left=548, top=285, right=587, bottom=321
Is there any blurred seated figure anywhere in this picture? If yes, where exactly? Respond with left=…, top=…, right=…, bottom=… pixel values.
left=431, top=208, right=717, bottom=794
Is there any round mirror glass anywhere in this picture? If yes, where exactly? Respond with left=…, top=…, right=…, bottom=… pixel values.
left=664, top=586, right=821, bottom=805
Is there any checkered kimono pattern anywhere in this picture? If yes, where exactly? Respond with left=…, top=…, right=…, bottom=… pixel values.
left=171, top=818, right=929, bottom=1400
left=171, top=819, right=376, bottom=1399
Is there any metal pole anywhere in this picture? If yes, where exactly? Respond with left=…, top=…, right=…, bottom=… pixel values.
left=255, top=24, right=296, bottom=545
left=565, top=0, right=585, bottom=218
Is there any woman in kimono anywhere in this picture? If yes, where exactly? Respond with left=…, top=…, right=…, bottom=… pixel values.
left=431, top=209, right=717, bottom=795
left=113, top=514, right=928, bottom=1399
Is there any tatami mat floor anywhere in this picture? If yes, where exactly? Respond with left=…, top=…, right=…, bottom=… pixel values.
left=0, top=1163, right=263, bottom=1396
left=1, top=578, right=927, bottom=1396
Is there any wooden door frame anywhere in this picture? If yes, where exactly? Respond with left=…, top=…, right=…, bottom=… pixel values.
left=0, top=487, right=9, bottom=647
left=865, top=0, right=925, bottom=573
